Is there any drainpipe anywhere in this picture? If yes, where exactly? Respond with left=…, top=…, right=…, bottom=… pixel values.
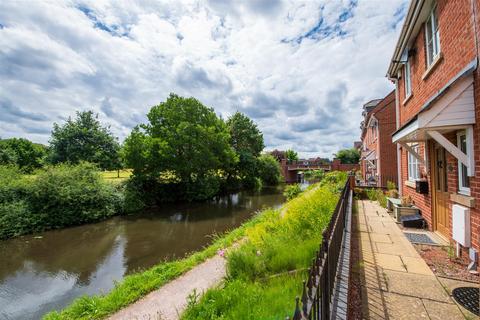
left=394, top=78, right=402, bottom=197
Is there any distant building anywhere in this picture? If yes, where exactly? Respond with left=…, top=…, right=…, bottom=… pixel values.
left=359, top=91, right=398, bottom=187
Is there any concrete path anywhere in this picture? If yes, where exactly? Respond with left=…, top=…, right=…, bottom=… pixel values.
left=353, top=200, right=468, bottom=320
left=109, top=255, right=226, bottom=320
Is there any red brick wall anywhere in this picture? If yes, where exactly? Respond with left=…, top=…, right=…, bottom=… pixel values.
left=375, top=92, right=398, bottom=187
left=396, top=0, right=480, bottom=256
left=397, top=0, right=477, bottom=123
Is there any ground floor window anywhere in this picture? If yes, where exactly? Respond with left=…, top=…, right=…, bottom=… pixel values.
left=407, top=144, right=420, bottom=181
left=457, top=131, right=470, bottom=195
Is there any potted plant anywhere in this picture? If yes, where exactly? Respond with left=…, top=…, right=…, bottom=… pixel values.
left=393, top=195, right=420, bottom=222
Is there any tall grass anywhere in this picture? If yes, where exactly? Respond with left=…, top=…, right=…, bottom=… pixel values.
left=183, top=171, right=346, bottom=319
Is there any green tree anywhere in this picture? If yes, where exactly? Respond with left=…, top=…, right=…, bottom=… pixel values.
left=257, top=154, right=281, bottom=185
left=334, top=148, right=360, bottom=164
left=123, top=94, right=237, bottom=200
left=226, top=112, right=264, bottom=188
left=285, top=149, right=298, bottom=162
left=0, top=138, right=47, bottom=173
left=49, top=111, right=121, bottom=170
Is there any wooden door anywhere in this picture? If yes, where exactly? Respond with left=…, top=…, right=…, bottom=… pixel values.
left=432, top=144, right=449, bottom=237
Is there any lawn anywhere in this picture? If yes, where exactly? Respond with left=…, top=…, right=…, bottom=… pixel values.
left=100, top=169, right=132, bottom=182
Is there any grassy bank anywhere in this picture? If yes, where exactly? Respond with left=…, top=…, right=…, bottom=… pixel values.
left=182, top=172, right=346, bottom=319
left=44, top=171, right=346, bottom=320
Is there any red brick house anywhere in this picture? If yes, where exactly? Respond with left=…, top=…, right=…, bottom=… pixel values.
left=359, top=92, right=398, bottom=188
left=387, top=0, right=479, bottom=265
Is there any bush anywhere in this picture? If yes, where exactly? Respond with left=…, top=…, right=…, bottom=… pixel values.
left=28, top=163, right=123, bottom=227
left=257, top=154, right=281, bottom=186
left=0, top=163, right=123, bottom=239
left=283, top=184, right=302, bottom=201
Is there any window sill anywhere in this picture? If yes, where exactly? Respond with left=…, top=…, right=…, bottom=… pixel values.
left=403, top=93, right=413, bottom=106
left=422, top=53, right=443, bottom=80
left=450, top=193, right=475, bottom=208
left=405, top=180, right=416, bottom=188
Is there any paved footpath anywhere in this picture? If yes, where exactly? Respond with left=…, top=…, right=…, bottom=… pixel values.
left=109, top=255, right=226, bottom=320
left=354, top=200, right=468, bottom=320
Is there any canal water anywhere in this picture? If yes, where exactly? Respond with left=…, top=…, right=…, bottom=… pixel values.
left=0, top=187, right=285, bottom=320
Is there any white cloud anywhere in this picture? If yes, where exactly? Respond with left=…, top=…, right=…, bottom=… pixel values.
left=0, top=0, right=407, bottom=158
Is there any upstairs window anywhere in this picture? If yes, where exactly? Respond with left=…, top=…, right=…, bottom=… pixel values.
left=404, top=58, right=412, bottom=97
left=425, top=5, right=440, bottom=66
left=408, top=144, right=421, bottom=181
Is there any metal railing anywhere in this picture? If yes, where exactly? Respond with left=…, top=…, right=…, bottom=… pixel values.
left=288, top=177, right=351, bottom=320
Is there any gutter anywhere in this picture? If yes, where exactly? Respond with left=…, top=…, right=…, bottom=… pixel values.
left=387, top=0, right=425, bottom=78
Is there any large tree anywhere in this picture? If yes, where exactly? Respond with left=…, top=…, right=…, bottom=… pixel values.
left=49, top=111, right=121, bottom=170
left=123, top=94, right=237, bottom=199
left=0, top=138, right=47, bottom=173
left=226, top=112, right=264, bottom=188
left=335, top=148, right=360, bottom=164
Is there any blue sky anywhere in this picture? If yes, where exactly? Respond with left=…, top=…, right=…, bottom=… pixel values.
left=0, top=0, right=408, bottom=158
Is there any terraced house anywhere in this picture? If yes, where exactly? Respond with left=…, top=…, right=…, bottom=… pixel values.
left=387, top=0, right=480, bottom=267
left=359, top=91, right=398, bottom=188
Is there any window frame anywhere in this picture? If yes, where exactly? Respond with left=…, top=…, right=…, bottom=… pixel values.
left=407, top=144, right=421, bottom=181
left=425, top=5, right=440, bottom=67
left=404, top=57, right=412, bottom=98
left=457, top=131, right=471, bottom=195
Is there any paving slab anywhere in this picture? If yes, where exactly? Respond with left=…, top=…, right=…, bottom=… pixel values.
left=375, top=253, right=407, bottom=272
left=422, top=299, right=465, bottom=320
left=402, top=256, right=433, bottom=275
left=370, top=233, right=392, bottom=243
left=383, top=292, right=429, bottom=320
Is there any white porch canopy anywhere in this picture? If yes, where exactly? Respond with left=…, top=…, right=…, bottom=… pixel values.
left=392, top=60, right=476, bottom=176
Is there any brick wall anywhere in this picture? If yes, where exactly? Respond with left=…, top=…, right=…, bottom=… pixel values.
left=396, top=0, right=480, bottom=256
left=375, top=91, right=398, bottom=187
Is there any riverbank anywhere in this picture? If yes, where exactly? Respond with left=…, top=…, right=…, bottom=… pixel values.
left=45, top=171, right=346, bottom=320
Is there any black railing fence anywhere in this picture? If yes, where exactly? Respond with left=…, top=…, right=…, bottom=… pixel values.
left=287, top=177, right=351, bottom=320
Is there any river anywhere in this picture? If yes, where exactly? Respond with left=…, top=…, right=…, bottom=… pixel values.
left=0, top=186, right=285, bottom=320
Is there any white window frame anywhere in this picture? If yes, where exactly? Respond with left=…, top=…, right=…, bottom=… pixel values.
left=404, top=58, right=412, bottom=98
left=408, top=144, right=421, bottom=181
left=457, top=131, right=471, bottom=195
left=425, top=5, right=440, bottom=67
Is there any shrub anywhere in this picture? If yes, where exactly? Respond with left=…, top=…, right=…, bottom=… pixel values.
left=283, top=184, right=302, bottom=201
left=366, top=188, right=378, bottom=201
left=28, top=163, right=123, bottom=227
left=377, top=189, right=387, bottom=208
left=257, top=154, right=281, bottom=186
left=0, top=163, right=124, bottom=239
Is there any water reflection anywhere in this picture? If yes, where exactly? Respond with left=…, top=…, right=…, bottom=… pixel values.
left=0, top=187, right=284, bottom=320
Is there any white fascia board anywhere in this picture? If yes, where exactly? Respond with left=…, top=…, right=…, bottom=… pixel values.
left=392, top=119, right=419, bottom=143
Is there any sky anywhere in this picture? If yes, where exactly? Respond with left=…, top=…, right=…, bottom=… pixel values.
left=0, top=0, right=408, bottom=158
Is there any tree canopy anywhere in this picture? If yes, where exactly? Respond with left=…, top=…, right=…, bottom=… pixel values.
left=335, top=148, right=360, bottom=164
left=49, top=111, right=121, bottom=170
left=285, top=149, right=299, bottom=162
left=226, top=112, right=264, bottom=188
left=0, top=138, right=47, bottom=173
left=123, top=94, right=238, bottom=200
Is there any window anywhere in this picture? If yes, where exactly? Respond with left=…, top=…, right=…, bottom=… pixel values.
left=457, top=131, right=470, bottom=195
left=408, top=145, right=421, bottom=181
left=425, top=5, right=440, bottom=66
left=404, top=58, right=411, bottom=97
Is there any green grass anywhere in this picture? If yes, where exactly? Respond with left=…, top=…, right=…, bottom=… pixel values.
left=100, top=169, right=132, bottom=182
left=182, top=272, right=306, bottom=320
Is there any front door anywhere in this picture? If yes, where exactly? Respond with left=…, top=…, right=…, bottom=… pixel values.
left=432, top=144, right=449, bottom=237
